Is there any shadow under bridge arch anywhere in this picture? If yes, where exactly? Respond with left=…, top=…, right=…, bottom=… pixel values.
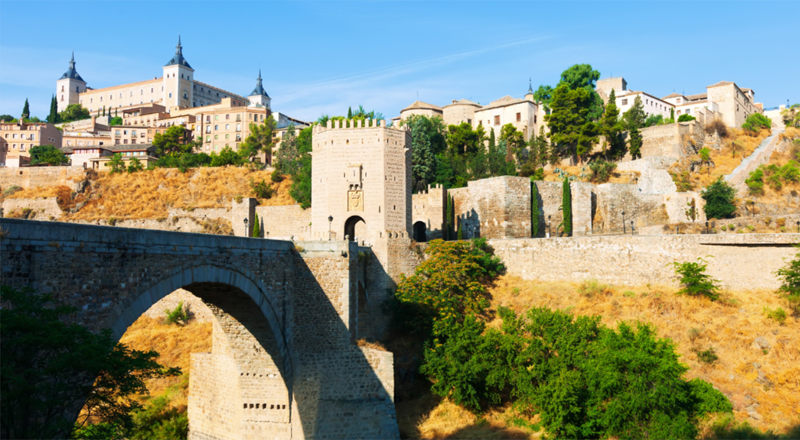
left=108, top=264, right=295, bottom=439
left=343, top=215, right=366, bottom=242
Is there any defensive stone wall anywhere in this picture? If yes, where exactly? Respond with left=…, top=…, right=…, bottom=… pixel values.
left=616, top=157, right=678, bottom=194
left=0, top=166, right=86, bottom=191
left=489, top=234, right=798, bottom=291
left=256, top=204, right=311, bottom=240
left=411, top=184, right=446, bottom=241
left=640, top=120, right=704, bottom=159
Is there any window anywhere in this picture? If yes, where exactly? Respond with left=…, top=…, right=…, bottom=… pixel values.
left=677, top=98, right=681, bottom=103
left=467, top=119, right=472, bottom=124
left=132, top=139, right=137, bottom=144
left=225, top=124, right=229, bottom=130
left=206, top=126, right=211, bottom=133
left=215, top=135, right=218, bottom=140
left=151, top=88, right=154, bottom=93
left=225, top=134, right=229, bottom=139
left=76, top=86, right=79, bottom=92
left=494, top=115, right=500, bottom=125
left=516, top=112, right=521, bottom=122
left=534, top=115, right=537, bottom=123
left=478, top=120, right=482, bottom=126
left=61, top=86, right=64, bottom=92
left=677, top=110, right=682, bottom=115
left=214, top=125, right=218, bottom=130
left=621, top=99, right=628, bottom=105
left=183, top=93, right=188, bottom=99
left=215, top=115, right=219, bottom=121
left=30, top=134, right=35, bottom=141
left=236, top=124, right=241, bottom=132
left=115, top=130, right=121, bottom=136
left=169, top=93, right=172, bottom=98
left=123, top=139, right=128, bottom=144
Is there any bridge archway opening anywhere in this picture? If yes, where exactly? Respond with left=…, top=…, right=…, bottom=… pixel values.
left=109, top=266, right=295, bottom=439
left=413, top=221, right=427, bottom=242
left=344, top=216, right=365, bottom=241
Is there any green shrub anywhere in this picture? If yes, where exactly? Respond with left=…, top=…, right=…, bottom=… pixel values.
left=270, top=169, right=284, bottom=183
left=623, top=290, right=636, bottom=298
left=2, top=185, right=22, bottom=196
left=746, top=167, right=765, bottom=195
left=588, top=160, right=617, bottom=183
left=578, top=278, right=609, bottom=298
left=721, top=225, right=727, bottom=231
left=678, top=114, right=697, bottom=122
left=164, top=300, right=190, bottom=325
left=108, top=217, right=117, bottom=226
left=688, top=327, right=701, bottom=344
left=742, top=113, right=772, bottom=134
left=728, top=223, right=735, bottom=230
left=249, top=179, right=273, bottom=200
left=672, top=258, right=721, bottom=300
left=763, top=306, right=787, bottom=325
left=697, top=347, right=719, bottom=364
left=775, top=248, right=800, bottom=315
left=701, top=177, right=737, bottom=219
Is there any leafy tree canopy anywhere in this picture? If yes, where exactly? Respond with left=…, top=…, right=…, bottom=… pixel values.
left=58, top=104, right=91, bottom=123
left=701, top=176, right=737, bottom=219
left=0, top=286, right=179, bottom=439
left=152, top=125, right=193, bottom=157
left=446, top=122, right=486, bottom=156
left=29, top=145, right=69, bottom=166
left=545, top=84, right=599, bottom=162
left=239, top=115, right=277, bottom=162
left=408, top=114, right=447, bottom=192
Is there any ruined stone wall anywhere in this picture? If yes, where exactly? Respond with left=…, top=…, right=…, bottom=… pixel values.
left=0, top=166, right=86, bottom=191
left=640, top=121, right=704, bottom=158
left=256, top=204, right=311, bottom=240
left=489, top=234, right=799, bottom=291
left=2, top=197, right=63, bottom=220
left=412, top=184, right=446, bottom=241
left=594, top=184, right=668, bottom=233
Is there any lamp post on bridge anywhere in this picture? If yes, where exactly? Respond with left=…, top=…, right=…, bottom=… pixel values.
left=622, top=211, right=626, bottom=234
left=243, top=217, right=248, bottom=237
left=328, top=215, right=333, bottom=241
left=547, top=215, right=552, bottom=238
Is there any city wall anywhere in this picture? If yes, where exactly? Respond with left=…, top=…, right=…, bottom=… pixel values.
left=489, top=233, right=797, bottom=291
left=0, top=166, right=87, bottom=191
left=639, top=120, right=705, bottom=159
left=256, top=204, right=312, bottom=240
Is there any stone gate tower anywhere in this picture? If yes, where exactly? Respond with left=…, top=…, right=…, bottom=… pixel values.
left=311, top=119, right=411, bottom=243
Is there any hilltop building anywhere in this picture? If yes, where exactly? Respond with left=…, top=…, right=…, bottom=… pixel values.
left=56, top=37, right=263, bottom=114
left=0, top=120, right=63, bottom=167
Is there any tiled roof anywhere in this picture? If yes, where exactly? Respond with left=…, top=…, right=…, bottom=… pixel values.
left=477, top=96, right=527, bottom=111
left=662, top=93, right=685, bottom=99
left=707, top=81, right=734, bottom=88
left=685, top=93, right=708, bottom=101
left=401, top=101, right=442, bottom=112
left=442, top=99, right=481, bottom=108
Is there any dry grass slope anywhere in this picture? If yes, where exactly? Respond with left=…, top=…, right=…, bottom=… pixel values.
left=5, top=166, right=296, bottom=220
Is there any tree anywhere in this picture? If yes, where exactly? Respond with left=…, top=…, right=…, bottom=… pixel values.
left=531, top=179, right=539, bottom=237
left=210, top=146, right=242, bottom=167
left=0, top=286, right=179, bottom=439
left=623, top=95, right=646, bottom=130
left=500, top=124, right=525, bottom=163
left=672, top=258, right=721, bottom=301
left=600, top=89, right=625, bottom=160
left=699, top=147, right=712, bottom=173
left=629, top=126, right=643, bottom=159
left=152, top=125, right=192, bottom=157
left=446, top=122, right=484, bottom=156
left=557, top=64, right=604, bottom=120
left=347, top=106, right=353, bottom=119
left=678, top=114, right=697, bottom=122
left=47, top=95, right=59, bottom=123
left=109, top=117, right=123, bottom=126
left=408, top=115, right=447, bottom=192
left=252, top=213, right=261, bottom=238
left=445, top=194, right=455, bottom=240
left=645, top=114, right=665, bottom=127
left=289, top=127, right=313, bottom=209
left=776, top=248, right=800, bottom=315
left=58, top=104, right=91, bottom=123
left=701, top=177, right=737, bottom=219
left=670, top=107, right=675, bottom=121
left=127, top=157, right=143, bottom=173
left=546, top=84, right=599, bottom=164
left=22, top=98, right=30, bottom=120
left=240, top=115, right=277, bottom=162
left=781, top=104, right=800, bottom=128
left=533, top=85, right=554, bottom=112
left=561, top=177, right=572, bottom=236
left=277, top=124, right=299, bottom=174
left=108, top=153, right=125, bottom=174
left=741, top=113, right=772, bottom=134
left=29, top=145, right=69, bottom=166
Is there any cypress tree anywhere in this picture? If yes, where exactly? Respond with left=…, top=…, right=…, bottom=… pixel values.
left=531, top=177, right=539, bottom=237
left=446, top=194, right=454, bottom=240
left=47, top=96, right=56, bottom=123
left=561, top=177, right=572, bottom=237
left=115, top=108, right=118, bottom=117
left=252, top=213, right=261, bottom=238
left=457, top=218, right=463, bottom=240
left=22, top=99, right=30, bottom=120
left=347, top=107, right=353, bottom=119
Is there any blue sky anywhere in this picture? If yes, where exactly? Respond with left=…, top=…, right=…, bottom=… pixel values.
left=1, top=1, right=798, bottom=122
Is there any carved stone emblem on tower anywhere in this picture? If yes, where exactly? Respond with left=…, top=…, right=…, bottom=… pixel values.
left=348, top=190, right=364, bottom=212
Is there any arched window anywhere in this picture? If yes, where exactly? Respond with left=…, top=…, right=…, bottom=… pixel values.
left=61, top=86, right=64, bottom=92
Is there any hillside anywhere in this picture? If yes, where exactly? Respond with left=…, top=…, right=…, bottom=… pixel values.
left=399, top=276, right=799, bottom=439
left=2, top=166, right=297, bottom=221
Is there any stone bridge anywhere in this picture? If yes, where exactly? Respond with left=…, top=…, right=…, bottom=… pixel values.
left=0, top=219, right=398, bottom=440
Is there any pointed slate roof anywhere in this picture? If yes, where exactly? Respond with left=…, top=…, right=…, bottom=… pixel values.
left=59, top=51, right=86, bottom=82
left=165, top=36, right=193, bottom=69
left=249, top=70, right=269, bottom=98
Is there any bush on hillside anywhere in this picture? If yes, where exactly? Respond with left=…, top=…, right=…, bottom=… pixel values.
left=672, top=258, right=721, bottom=301
left=249, top=178, right=273, bottom=200
left=775, top=247, right=800, bottom=315
left=701, top=177, right=737, bottom=219
left=678, top=114, right=697, bottom=122
left=742, top=113, right=772, bottom=134
left=588, top=160, right=616, bottom=183
left=705, top=119, right=729, bottom=138
left=164, top=300, right=190, bottom=325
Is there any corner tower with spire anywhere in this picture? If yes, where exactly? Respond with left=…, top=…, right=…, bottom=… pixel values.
left=162, top=35, right=195, bottom=112
left=247, top=70, right=271, bottom=109
left=56, top=51, right=87, bottom=112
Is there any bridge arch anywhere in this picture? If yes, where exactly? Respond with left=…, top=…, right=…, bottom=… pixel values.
left=106, top=264, right=296, bottom=439
left=343, top=215, right=365, bottom=241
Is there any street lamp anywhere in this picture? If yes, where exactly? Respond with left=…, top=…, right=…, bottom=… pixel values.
left=622, top=211, right=626, bottom=234
left=630, top=220, right=634, bottom=235
left=243, top=217, right=249, bottom=237
left=548, top=215, right=552, bottom=238
left=796, top=220, right=799, bottom=233
left=705, top=221, right=709, bottom=234
left=328, top=216, right=333, bottom=241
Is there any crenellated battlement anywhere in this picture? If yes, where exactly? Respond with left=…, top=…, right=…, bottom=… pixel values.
left=313, top=118, right=409, bottom=135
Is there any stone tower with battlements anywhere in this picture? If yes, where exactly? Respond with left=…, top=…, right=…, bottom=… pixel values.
left=311, top=119, right=411, bottom=244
